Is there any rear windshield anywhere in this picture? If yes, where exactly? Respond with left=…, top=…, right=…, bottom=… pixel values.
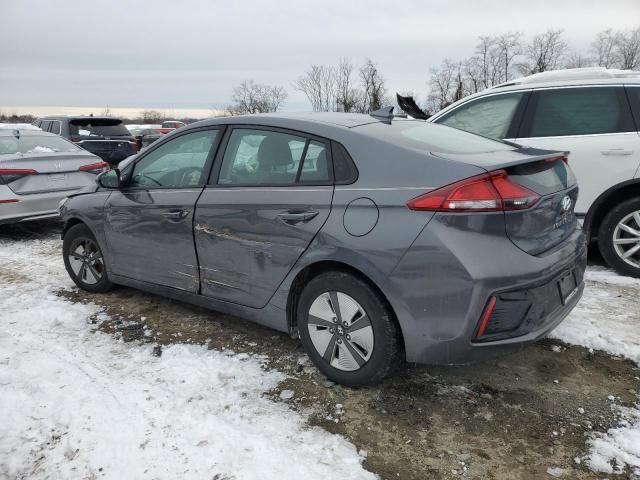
left=0, top=135, right=81, bottom=155
left=357, top=121, right=516, bottom=154
left=508, top=159, right=577, bottom=196
left=70, top=119, right=130, bottom=137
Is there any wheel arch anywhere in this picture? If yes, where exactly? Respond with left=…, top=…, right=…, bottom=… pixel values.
left=286, top=260, right=406, bottom=354
left=61, top=217, right=85, bottom=238
left=583, top=179, right=640, bottom=243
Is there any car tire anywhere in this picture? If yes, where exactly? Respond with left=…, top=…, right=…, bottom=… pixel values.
left=63, top=224, right=114, bottom=292
left=598, top=197, right=640, bottom=278
left=297, top=271, right=403, bottom=387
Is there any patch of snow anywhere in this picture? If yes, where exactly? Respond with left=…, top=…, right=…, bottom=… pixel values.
left=0, top=123, right=41, bottom=131
left=584, top=405, right=640, bottom=477
left=26, top=146, right=56, bottom=153
left=552, top=270, right=640, bottom=365
left=0, top=236, right=375, bottom=480
left=546, top=466, right=565, bottom=477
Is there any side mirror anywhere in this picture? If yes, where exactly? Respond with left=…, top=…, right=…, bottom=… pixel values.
left=97, top=169, right=121, bottom=189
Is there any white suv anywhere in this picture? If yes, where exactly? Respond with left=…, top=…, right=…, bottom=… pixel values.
left=429, top=68, right=640, bottom=278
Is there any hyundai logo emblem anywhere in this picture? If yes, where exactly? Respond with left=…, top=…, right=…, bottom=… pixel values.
left=561, top=195, right=572, bottom=212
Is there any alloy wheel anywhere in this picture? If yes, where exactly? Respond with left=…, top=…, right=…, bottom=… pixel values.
left=306, top=291, right=374, bottom=372
left=68, top=238, right=105, bottom=285
left=612, top=210, right=640, bottom=269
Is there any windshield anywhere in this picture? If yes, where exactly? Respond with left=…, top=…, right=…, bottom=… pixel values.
left=0, top=135, right=81, bottom=155
left=357, top=121, right=516, bottom=154
left=70, top=119, right=130, bottom=137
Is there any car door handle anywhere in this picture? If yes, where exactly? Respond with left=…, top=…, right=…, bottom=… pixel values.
left=277, top=210, right=320, bottom=224
left=601, top=148, right=633, bottom=156
left=162, top=209, right=190, bottom=219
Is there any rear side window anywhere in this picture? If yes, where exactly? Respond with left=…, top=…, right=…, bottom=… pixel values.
left=69, top=119, right=130, bottom=136
left=438, top=92, right=526, bottom=139
left=217, top=129, right=331, bottom=186
left=525, top=87, right=635, bottom=137
left=626, top=86, right=640, bottom=130
left=48, top=120, right=61, bottom=135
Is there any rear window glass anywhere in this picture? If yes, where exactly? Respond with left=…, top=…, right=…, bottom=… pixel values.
left=508, top=159, right=576, bottom=196
left=358, top=121, right=516, bottom=154
left=0, top=135, right=81, bottom=155
left=70, top=119, right=130, bottom=137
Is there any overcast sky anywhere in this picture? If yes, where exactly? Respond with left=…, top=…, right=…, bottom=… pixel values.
left=1, top=0, right=639, bottom=114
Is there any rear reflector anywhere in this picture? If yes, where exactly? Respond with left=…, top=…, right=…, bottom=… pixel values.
left=475, top=296, right=497, bottom=338
left=79, top=161, right=109, bottom=173
left=0, top=199, right=19, bottom=204
left=407, top=170, right=540, bottom=212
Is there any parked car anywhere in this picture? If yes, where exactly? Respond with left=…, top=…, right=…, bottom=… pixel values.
left=59, top=112, right=586, bottom=386
left=426, top=68, right=640, bottom=277
left=0, top=129, right=107, bottom=225
left=33, top=116, right=137, bottom=166
left=159, top=120, right=186, bottom=134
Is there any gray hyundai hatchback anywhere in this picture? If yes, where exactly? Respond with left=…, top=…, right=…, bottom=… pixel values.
left=59, top=111, right=587, bottom=386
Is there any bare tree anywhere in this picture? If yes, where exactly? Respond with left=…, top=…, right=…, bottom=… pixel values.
left=335, top=58, right=364, bottom=112
left=102, top=106, right=112, bottom=117
left=227, top=80, right=287, bottom=115
left=617, top=27, right=640, bottom=70
left=140, top=110, right=163, bottom=123
left=426, top=58, right=459, bottom=111
left=496, top=32, right=523, bottom=82
left=519, top=29, right=569, bottom=75
left=591, top=29, right=619, bottom=68
left=474, top=35, right=503, bottom=89
left=294, top=65, right=336, bottom=112
left=360, top=58, right=388, bottom=112
left=564, top=51, right=594, bottom=69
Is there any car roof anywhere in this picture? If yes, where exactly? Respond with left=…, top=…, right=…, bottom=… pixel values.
left=39, top=116, right=123, bottom=121
left=430, top=67, right=640, bottom=120
left=192, top=112, right=387, bottom=130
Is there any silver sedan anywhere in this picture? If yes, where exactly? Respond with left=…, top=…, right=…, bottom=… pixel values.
left=0, top=129, right=107, bottom=225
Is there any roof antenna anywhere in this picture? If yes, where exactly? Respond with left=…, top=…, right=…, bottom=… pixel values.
left=369, top=106, right=395, bottom=123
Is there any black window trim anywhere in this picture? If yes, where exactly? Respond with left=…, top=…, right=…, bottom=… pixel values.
left=624, top=85, right=640, bottom=132
left=207, top=124, right=335, bottom=188
left=119, top=125, right=226, bottom=192
left=518, top=85, right=636, bottom=139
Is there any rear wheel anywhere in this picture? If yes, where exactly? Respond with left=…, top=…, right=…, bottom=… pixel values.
left=63, top=224, right=113, bottom=292
left=598, top=197, right=640, bottom=278
left=297, top=271, right=402, bottom=387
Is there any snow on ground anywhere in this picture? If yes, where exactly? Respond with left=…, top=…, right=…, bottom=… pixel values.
left=0, top=123, right=41, bottom=131
left=0, top=237, right=375, bottom=480
left=553, top=266, right=640, bottom=477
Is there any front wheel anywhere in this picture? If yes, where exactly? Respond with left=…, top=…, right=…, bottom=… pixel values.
left=297, top=271, right=402, bottom=387
left=598, top=197, right=640, bottom=278
left=63, top=224, right=113, bottom=292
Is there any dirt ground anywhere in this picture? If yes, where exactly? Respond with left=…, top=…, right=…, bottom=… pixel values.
left=5, top=221, right=640, bottom=479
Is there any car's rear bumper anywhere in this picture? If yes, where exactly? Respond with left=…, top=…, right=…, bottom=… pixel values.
left=386, top=214, right=587, bottom=365
left=0, top=187, right=78, bottom=225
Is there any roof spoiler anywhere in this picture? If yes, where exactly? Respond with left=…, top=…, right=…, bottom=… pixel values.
left=395, top=94, right=429, bottom=120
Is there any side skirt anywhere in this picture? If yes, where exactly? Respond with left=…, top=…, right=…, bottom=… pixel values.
left=109, top=274, right=289, bottom=334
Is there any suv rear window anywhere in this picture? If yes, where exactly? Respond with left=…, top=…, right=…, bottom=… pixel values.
left=69, top=119, right=130, bottom=137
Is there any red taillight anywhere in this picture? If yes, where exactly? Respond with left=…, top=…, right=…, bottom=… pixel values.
left=475, top=296, right=497, bottom=338
left=70, top=135, right=81, bottom=142
left=0, top=168, right=37, bottom=184
left=0, top=199, right=19, bottom=204
left=79, top=161, right=109, bottom=174
left=407, top=170, right=540, bottom=212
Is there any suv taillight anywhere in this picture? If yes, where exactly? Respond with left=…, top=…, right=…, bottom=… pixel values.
left=0, top=168, right=37, bottom=184
left=407, top=170, right=540, bottom=212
